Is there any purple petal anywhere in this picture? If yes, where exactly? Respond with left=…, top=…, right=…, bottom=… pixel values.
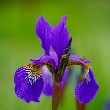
left=82, top=60, right=91, bottom=64
left=14, top=66, right=44, bottom=103
left=61, top=67, right=69, bottom=88
left=50, top=16, right=70, bottom=60
left=49, top=51, right=58, bottom=68
left=69, top=55, right=91, bottom=64
left=30, top=55, right=52, bottom=65
left=75, top=68, right=99, bottom=103
left=41, top=66, right=53, bottom=96
left=104, top=99, right=110, bottom=110
left=36, top=16, right=52, bottom=55
left=30, top=53, right=58, bottom=69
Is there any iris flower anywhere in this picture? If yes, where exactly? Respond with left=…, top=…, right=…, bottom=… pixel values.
left=14, top=16, right=99, bottom=104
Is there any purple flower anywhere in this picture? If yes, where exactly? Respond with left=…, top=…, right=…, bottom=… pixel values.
left=103, top=99, right=110, bottom=110
left=14, top=16, right=99, bottom=103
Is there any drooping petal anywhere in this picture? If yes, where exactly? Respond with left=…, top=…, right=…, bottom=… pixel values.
left=30, top=55, right=52, bottom=65
left=75, top=68, right=99, bottom=103
left=50, top=16, right=70, bottom=61
left=36, top=16, right=52, bottom=55
left=61, top=67, right=69, bottom=88
left=14, top=66, right=44, bottom=103
left=41, top=66, right=53, bottom=96
left=69, top=55, right=91, bottom=64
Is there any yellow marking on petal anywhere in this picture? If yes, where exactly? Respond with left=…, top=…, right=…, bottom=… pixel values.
left=22, top=62, right=55, bottom=85
left=24, top=63, right=41, bottom=76
left=68, top=60, right=89, bottom=70
left=24, top=62, right=55, bottom=76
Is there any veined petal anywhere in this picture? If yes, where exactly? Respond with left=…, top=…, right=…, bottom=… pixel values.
left=75, top=68, right=99, bottom=103
left=69, top=55, right=91, bottom=64
left=14, top=65, right=44, bottom=103
left=41, top=66, right=53, bottom=96
left=61, top=67, right=69, bottom=88
left=50, top=16, right=70, bottom=61
left=36, top=16, right=52, bottom=55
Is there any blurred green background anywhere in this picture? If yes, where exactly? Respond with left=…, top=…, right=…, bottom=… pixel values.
left=0, top=0, right=110, bottom=110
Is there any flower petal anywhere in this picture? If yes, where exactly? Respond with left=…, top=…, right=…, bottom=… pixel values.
left=30, top=53, right=58, bottom=69
left=104, top=99, right=110, bottom=110
left=50, top=16, right=70, bottom=60
left=61, top=67, right=69, bottom=88
left=41, top=66, right=53, bottom=96
left=14, top=66, right=44, bottom=103
left=49, top=51, right=58, bottom=68
left=36, top=16, right=52, bottom=55
left=69, top=55, right=91, bottom=64
left=75, top=68, right=99, bottom=103
left=30, top=55, right=52, bottom=65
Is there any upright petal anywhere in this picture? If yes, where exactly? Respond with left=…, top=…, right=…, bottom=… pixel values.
left=36, top=16, right=52, bottom=55
left=41, top=66, right=53, bottom=96
left=14, top=66, right=44, bottom=103
left=50, top=16, right=70, bottom=61
left=75, top=68, right=99, bottom=103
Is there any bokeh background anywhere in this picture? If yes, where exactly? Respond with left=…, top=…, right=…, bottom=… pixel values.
left=0, top=0, right=110, bottom=110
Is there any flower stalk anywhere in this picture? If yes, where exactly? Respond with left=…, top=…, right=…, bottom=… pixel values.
left=76, top=99, right=86, bottom=110
left=52, top=82, right=61, bottom=110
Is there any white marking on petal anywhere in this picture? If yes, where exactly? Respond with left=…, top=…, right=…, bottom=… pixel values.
left=25, top=72, right=37, bottom=85
left=85, top=70, right=91, bottom=85
left=25, top=67, right=41, bottom=85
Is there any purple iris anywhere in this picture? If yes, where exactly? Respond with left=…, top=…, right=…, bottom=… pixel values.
left=14, top=16, right=99, bottom=103
left=103, top=99, right=110, bottom=110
